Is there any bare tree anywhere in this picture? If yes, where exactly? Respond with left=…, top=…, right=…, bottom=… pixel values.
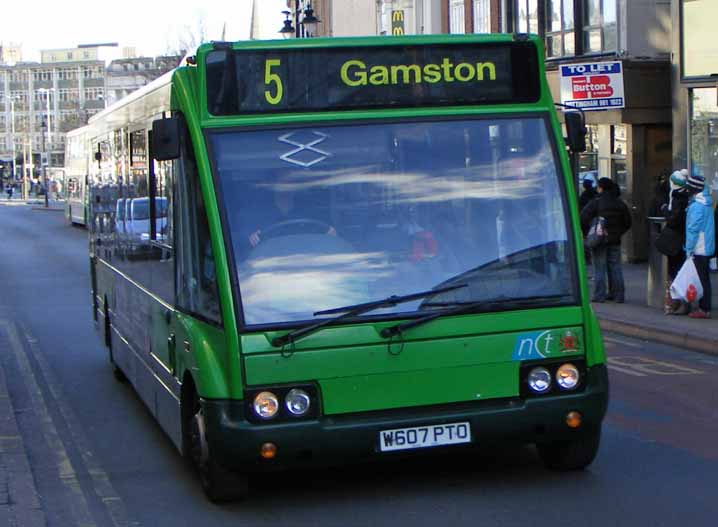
left=165, top=14, right=209, bottom=56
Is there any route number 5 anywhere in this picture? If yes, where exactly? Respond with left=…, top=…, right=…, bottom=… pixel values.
left=264, top=59, right=283, bottom=105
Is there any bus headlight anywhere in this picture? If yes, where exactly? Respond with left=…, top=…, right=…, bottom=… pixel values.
left=253, top=391, right=279, bottom=419
left=285, top=388, right=311, bottom=416
left=527, top=367, right=552, bottom=393
left=556, top=363, right=580, bottom=390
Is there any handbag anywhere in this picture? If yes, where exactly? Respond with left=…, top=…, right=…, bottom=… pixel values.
left=585, top=216, right=608, bottom=249
left=670, top=257, right=704, bottom=302
left=654, top=226, right=682, bottom=257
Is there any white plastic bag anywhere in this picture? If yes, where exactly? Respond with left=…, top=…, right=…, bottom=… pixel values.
left=670, top=257, right=704, bottom=302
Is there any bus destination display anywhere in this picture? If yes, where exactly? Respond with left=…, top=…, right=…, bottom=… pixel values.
left=206, top=42, right=540, bottom=115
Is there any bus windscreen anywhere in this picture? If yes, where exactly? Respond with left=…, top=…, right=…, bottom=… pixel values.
left=206, top=41, right=540, bottom=115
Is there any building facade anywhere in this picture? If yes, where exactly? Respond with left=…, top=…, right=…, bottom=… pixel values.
left=0, top=58, right=106, bottom=181
left=105, top=56, right=180, bottom=106
left=0, top=46, right=178, bottom=186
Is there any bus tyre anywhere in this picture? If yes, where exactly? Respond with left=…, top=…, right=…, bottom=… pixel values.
left=537, top=426, right=601, bottom=471
left=187, top=395, right=248, bottom=502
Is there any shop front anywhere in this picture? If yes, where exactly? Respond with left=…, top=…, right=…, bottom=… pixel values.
left=548, top=59, right=672, bottom=262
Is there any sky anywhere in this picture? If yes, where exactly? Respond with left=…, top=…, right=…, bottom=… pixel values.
left=2, top=0, right=287, bottom=62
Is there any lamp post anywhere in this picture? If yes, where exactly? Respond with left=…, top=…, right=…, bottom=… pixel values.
left=36, top=88, right=54, bottom=146
left=278, top=1, right=321, bottom=39
left=7, top=96, right=17, bottom=182
left=41, top=118, right=48, bottom=208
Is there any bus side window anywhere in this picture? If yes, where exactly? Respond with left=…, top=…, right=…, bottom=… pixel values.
left=175, top=148, right=222, bottom=325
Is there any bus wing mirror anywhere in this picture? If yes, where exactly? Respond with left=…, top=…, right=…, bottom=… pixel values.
left=151, top=116, right=181, bottom=161
left=565, top=112, right=587, bottom=153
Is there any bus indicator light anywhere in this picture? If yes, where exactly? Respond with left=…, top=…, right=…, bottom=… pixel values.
left=565, top=411, right=582, bottom=429
left=260, top=442, right=277, bottom=459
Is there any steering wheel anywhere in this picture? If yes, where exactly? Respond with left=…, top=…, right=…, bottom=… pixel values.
left=259, top=218, right=333, bottom=242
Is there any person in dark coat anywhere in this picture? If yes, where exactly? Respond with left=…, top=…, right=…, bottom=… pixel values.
left=578, top=178, right=597, bottom=211
left=580, top=178, right=632, bottom=303
left=661, top=171, right=690, bottom=314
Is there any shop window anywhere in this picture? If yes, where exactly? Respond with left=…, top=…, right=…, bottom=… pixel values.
left=578, top=124, right=599, bottom=182
left=690, top=88, right=718, bottom=188
left=611, top=124, right=627, bottom=192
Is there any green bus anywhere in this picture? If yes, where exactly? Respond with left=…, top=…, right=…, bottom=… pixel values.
left=87, top=34, right=608, bottom=502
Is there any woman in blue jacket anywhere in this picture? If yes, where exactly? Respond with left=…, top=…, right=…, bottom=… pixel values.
left=684, top=174, right=715, bottom=318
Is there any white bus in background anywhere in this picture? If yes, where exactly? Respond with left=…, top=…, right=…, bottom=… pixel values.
left=64, top=126, right=90, bottom=226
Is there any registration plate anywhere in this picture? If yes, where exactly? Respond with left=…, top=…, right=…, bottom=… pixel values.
left=378, top=421, right=471, bottom=452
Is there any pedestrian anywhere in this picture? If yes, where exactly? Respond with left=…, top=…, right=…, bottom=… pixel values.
left=5, top=182, right=13, bottom=200
left=578, top=177, right=597, bottom=211
left=660, top=171, right=690, bottom=314
left=580, top=177, right=632, bottom=303
left=683, top=173, right=714, bottom=318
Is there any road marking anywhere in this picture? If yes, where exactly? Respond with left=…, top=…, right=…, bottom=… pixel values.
left=604, top=336, right=643, bottom=349
left=607, top=359, right=648, bottom=377
left=19, top=320, right=137, bottom=527
left=608, top=356, right=704, bottom=376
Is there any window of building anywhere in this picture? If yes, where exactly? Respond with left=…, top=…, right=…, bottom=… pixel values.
left=516, top=0, right=539, bottom=34
left=515, top=0, right=616, bottom=57
left=583, top=0, right=616, bottom=53
left=690, top=88, right=718, bottom=188
left=473, top=0, right=491, bottom=33
left=681, top=0, right=718, bottom=79
left=449, top=0, right=466, bottom=34
left=545, top=0, right=574, bottom=57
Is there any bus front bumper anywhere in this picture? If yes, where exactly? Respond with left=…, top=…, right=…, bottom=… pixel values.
left=202, top=364, right=608, bottom=473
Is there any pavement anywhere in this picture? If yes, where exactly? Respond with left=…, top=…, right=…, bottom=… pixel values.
left=592, top=262, right=718, bottom=355
left=0, top=196, right=64, bottom=211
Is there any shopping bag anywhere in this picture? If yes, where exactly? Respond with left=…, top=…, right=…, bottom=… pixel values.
left=585, top=216, right=608, bottom=249
left=669, top=257, right=704, bottom=302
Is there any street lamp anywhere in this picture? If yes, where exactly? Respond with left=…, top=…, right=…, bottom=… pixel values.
left=301, top=2, right=320, bottom=37
left=4, top=96, right=18, bottom=181
left=36, top=88, right=55, bottom=146
left=279, top=1, right=321, bottom=39
left=41, top=118, right=49, bottom=208
left=279, top=10, right=295, bottom=39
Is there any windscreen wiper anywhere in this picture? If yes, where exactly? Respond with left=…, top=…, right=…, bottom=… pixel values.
left=270, top=284, right=467, bottom=348
left=380, top=294, right=571, bottom=339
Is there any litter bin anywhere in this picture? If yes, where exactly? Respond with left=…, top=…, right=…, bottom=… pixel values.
left=646, top=216, right=667, bottom=308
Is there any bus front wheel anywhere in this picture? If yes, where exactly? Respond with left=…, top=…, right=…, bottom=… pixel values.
left=185, top=387, right=248, bottom=502
left=537, top=426, right=601, bottom=471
